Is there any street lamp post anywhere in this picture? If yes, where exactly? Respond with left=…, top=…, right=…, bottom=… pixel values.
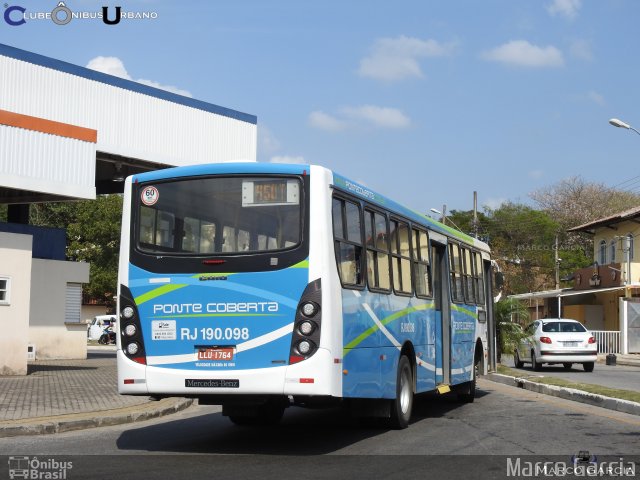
left=609, top=118, right=640, bottom=136
left=430, top=206, right=463, bottom=231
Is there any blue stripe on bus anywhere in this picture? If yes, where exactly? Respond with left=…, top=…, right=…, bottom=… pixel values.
left=132, top=162, right=311, bottom=183
left=128, top=263, right=308, bottom=370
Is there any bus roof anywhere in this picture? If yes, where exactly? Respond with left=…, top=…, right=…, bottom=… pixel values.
left=130, top=162, right=489, bottom=252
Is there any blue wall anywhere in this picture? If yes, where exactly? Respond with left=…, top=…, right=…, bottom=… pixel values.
left=0, top=223, right=66, bottom=260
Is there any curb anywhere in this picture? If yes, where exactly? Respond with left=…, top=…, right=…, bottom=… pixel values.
left=485, top=373, right=640, bottom=416
left=0, top=397, right=194, bottom=438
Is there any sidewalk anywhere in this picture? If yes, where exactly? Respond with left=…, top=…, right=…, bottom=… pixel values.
left=487, top=353, right=640, bottom=417
left=0, top=348, right=192, bottom=437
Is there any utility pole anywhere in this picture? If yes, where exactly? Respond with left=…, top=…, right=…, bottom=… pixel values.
left=472, top=191, right=478, bottom=238
left=624, top=235, right=631, bottom=285
left=555, top=235, right=561, bottom=317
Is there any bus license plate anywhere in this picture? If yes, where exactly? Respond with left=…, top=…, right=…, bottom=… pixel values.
left=197, top=347, right=234, bottom=361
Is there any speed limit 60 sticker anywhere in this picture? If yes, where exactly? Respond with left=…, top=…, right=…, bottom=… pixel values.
left=141, top=186, right=159, bottom=206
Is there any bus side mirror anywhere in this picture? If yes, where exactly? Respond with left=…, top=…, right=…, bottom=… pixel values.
left=495, top=272, right=504, bottom=290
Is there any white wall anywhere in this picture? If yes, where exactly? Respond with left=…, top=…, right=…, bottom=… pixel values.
left=0, top=232, right=32, bottom=375
left=1, top=52, right=257, bottom=169
left=29, top=258, right=90, bottom=359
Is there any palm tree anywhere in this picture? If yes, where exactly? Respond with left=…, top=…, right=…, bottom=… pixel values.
left=495, top=298, right=530, bottom=362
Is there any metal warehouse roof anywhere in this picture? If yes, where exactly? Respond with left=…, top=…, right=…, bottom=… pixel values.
left=0, top=43, right=257, bottom=204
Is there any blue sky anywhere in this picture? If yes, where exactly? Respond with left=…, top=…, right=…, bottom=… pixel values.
left=3, top=0, right=640, bottom=214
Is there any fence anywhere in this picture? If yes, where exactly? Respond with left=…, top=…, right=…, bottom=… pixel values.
left=591, top=330, right=621, bottom=354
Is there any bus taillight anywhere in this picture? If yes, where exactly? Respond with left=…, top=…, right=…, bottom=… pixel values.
left=119, top=284, right=147, bottom=365
left=289, top=279, right=322, bottom=364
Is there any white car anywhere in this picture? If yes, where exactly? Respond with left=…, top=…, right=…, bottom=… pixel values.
left=88, top=315, right=117, bottom=341
left=514, top=318, right=597, bottom=372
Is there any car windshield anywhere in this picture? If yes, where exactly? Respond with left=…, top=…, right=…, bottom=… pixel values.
left=542, top=321, right=587, bottom=333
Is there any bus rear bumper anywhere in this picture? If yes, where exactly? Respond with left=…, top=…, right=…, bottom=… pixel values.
left=117, top=348, right=339, bottom=397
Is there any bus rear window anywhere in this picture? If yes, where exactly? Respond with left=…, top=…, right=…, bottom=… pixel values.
left=136, top=176, right=302, bottom=255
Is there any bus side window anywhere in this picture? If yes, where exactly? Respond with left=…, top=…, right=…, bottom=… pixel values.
left=473, top=252, right=485, bottom=305
left=365, top=209, right=391, bottom=292
left=222, top=225, right=236, bottom=252
left=156, top=211, right=175, bottom=248
left=200, top=222, right=217, bottom=253
left=449, top=243, right=464, bottom=303
left=462, top=248, right=476, bottom=304
left=413, top=228, right=432, bottom=298
left=389, top=219, right=412, bottom=295
left=139, top=206, right=156, bottom=245
left=332, top=197, right=364, bottom=287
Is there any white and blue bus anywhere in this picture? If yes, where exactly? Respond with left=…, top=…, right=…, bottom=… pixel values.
left=117, top=162, right=497, bottom=428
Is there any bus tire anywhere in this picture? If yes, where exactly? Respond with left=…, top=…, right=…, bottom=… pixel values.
left=457, top=353, right=480, bottom=403
left=389, top=355, right=413, bottom=429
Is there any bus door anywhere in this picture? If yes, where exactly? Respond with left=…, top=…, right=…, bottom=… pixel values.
left=484, top=259, right=498, bottom=372
left=431, top=241, right=451, bottom=386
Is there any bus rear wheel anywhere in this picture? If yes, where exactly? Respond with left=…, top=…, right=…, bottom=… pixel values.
left=389, top=355, right=413, bottom=429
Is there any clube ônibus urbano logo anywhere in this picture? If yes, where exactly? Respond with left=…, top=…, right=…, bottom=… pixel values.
left=3, top=1, right=158, bottom=26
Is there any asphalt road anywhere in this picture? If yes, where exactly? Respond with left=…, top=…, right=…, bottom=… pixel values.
left=1, top=379, right=639, bottom=480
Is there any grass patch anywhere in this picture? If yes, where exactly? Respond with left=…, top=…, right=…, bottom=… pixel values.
left=496, top=364, right=640, bottom=404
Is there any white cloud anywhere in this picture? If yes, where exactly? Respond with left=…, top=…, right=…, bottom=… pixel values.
left=570, top=39, right=593, bottom=61
left=86, top=56, right=192, bottom=97
left=528, top=170, right=544, bottom=180
left=308, top=111, right=349, bottom=131
left=483, top=198, right=507, bottom=210
left=257, top=125, right=281, bottom=156
left=270, top=155, right=306, bottom=164
left=136, top=78, right=192, bottom=97
left=86, top=56, right=129, bottom=78
left=358, top=35, right=457, bottom=82
left=546, top=0, right=582, bottom=19
left=309, top=105, right=411, bottom=131
left=341, top=105, right=411, bottom=129
left=481, top=40, right=564, bottom=68
left=587, top=90, right=606, bottom=106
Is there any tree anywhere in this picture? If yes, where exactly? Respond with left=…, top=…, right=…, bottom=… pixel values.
left=495, top=298, right=530, bottom=361
left=530, top=176, right=640, bottom=231
left=31, top=195, right=123, bottom=309
left=530, top=176, right=640, bottom=284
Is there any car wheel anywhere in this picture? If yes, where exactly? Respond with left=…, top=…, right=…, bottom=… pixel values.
left=388, top=355, right=413, bottom=429
left=562, top=363, right=573, bottom=370
left=531, top=351, right=542, bottom=371
left=514, top=350, right=524, bottom=368
left=583, top=362, right=595, bottom=372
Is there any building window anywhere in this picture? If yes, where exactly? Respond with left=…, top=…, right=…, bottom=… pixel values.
left=0, top=276, right=10, bottom=305
left=599, top=240, right=607, bottom=265
left=610, top=239, right=616, bottom=263
left=628, top=234, right=635, bottom=261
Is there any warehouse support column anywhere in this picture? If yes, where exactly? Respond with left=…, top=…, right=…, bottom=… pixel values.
left=7, top=204, right=29, bottom=224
